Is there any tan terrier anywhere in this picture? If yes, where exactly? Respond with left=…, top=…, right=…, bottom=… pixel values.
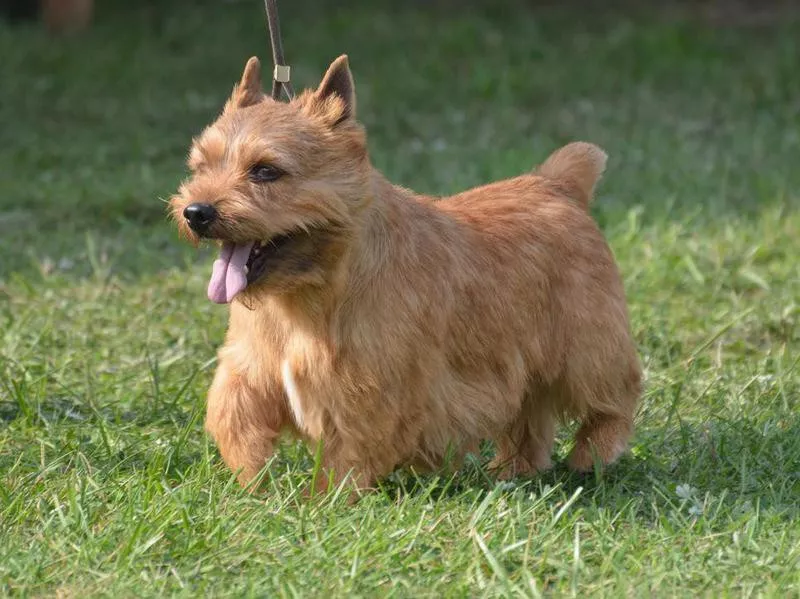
left=170, top=55, right=642, bottom=492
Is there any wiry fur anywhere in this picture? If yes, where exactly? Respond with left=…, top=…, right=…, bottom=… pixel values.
left=170, top=55, right=642, bottom=493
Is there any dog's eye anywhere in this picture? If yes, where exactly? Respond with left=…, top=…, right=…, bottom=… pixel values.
left=249, top=163, right=284, bottom=183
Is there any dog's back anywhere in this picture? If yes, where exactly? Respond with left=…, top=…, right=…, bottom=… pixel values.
left=423, top=143, right=641, bottom=474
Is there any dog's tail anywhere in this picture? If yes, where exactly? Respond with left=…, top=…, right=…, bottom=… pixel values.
left=535, top=142, right=607, bottom=208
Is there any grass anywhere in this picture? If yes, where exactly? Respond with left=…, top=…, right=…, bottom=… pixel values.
left=1, top=0, right=799, bottom=595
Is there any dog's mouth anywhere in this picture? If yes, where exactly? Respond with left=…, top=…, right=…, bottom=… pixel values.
left=246, top=232, right=296, bottom=283
left=206, top=230, right=299, bottom=304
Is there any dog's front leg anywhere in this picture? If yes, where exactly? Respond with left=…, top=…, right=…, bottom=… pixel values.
left=205, top=359, right=288, bottom=488
left=305, top=437, right=376, bottom=500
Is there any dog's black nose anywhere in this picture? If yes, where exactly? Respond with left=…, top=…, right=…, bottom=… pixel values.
left=183, top=203, right=218, bottom=235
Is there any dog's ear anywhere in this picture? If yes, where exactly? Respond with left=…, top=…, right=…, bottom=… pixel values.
left=307, top=55, right=356, bottom=127
left=226, top=56, right=265, bottom=110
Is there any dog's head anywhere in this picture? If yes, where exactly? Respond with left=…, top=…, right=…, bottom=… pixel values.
left=170, top=55, right=370, bottom=303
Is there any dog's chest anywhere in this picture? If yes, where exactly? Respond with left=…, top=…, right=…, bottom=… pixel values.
left=281, top=359, right=307, bottom=432
left=278, top=334, right=332, bottom=438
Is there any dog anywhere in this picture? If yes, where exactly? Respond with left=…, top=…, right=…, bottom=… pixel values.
left=170, top=55, right=642, bottom=493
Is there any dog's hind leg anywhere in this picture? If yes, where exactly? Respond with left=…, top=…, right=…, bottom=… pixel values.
left=565, top=363, right=641, bottom=472
left=567, top=412, right=633, bottom=472
left=489, top=396, right=555, bottom=479
left=205, top=360, right=290, bottom=488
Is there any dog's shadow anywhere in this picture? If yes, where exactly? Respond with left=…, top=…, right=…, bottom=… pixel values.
left=368, top=418, right=800, bottom=522
left=373, top=449, right=629, bottom=506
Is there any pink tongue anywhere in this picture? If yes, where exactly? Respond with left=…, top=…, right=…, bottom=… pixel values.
left=207, top=241, right=254, bottom=304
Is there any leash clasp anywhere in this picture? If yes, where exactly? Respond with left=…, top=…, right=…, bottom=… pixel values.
left=273, top=64, right=291, bottom=84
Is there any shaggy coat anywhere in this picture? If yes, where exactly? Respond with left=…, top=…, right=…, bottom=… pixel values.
left=170, top=56, right=642, bottom=491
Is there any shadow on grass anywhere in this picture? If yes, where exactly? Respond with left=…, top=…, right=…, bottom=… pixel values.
left=3, top=380, right=797, bottom=525
left=372, top=418, right=800, bottom=519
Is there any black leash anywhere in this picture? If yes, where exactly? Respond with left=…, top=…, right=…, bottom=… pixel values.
left=262, top=0, right=294, bottom=100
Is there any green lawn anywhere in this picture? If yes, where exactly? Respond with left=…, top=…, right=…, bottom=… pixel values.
left=1, top=0, right=799, bottom=596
